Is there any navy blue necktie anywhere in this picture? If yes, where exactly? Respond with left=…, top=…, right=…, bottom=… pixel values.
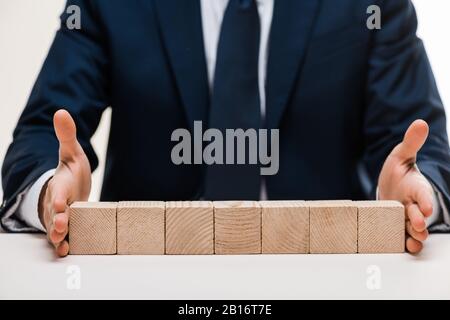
left=203, top=0, right=261, bottom=200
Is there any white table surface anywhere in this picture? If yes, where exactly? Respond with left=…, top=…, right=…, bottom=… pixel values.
left=0, top=233, right=449, bottom=299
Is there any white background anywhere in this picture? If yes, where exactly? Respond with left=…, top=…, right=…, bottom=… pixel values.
left=1, top=0, right=449, bottom=202
left=2, top=233, right=450, bottom=299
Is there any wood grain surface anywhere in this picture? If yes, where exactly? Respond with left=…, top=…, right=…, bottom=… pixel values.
left=356, top=200, right=405, bottom=253
left=214, top=201, right=261, bottom=254
left=309, top=200, right=357, bottom=254
left=117, top=201, right=165, bottom=255
left=166, top=201, right=214, bottom=254
left=261, top=200, right=309, bottom=253
left=69, top=202, right=117, bottom=255
left=68, top=200, right=405, bottom=255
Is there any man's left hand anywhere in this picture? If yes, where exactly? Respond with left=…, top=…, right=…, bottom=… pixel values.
left=378, top=120, right=434, bottom=254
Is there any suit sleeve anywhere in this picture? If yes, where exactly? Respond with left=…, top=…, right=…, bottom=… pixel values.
left=363, top=0, right=450, bottom=232
left=0, top=0, right=110, bottom=231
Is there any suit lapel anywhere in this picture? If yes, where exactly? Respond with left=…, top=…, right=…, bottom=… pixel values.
left=153, top=0, right=209, bottom=129
left=265, top=0, right=322, bottom=129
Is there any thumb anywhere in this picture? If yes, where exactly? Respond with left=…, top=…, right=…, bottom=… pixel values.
left=392, top=119, right=429, bottom=161
left=53, top=109, right=83, bottom=161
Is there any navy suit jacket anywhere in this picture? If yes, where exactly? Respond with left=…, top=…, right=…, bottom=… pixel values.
left=2, top=0, right=450, bottom=231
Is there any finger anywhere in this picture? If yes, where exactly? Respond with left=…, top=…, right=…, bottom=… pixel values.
left=406, top=236, right=423, bottom=254
left=53, top=210, right=69, bottom=234
left=406, top=221, right=429, bottom=242
left=56, top=240, right=69, bottom=257
left=53, top=109, right=82, bottom=160
left=407, top=204, right=427, bottom=232
left=45, top=180, right=70, bottom=235
left=49, top=224, right=66, bottom=244
left=51, top=181, right=71, bottom=214
left=413, top=181, right=434, bottom=217
left=392, top=120, right=429, bottom=161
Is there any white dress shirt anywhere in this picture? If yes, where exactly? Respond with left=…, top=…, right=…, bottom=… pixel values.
left=4, top=0, right=446, bottom=232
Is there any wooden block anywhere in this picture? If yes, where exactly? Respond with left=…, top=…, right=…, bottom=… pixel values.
left=166, top=201, right=214, bottom=255
left=309, top=200, right=357, bottom=254
left=356, top=200, right=405, bottom=253
left=214, top=201, right=261, bottom=254
left=260, top=201, right=309, bottom=254
left=117, top=201, right=165, bottom=254
left=69, top=202, right=117, bottom=255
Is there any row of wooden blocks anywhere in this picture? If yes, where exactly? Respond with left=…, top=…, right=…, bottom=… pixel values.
left=68, top=200, right=405, bottom=255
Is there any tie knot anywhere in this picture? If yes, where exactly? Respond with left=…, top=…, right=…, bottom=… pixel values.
left=237, top=0, right=255, bottom=10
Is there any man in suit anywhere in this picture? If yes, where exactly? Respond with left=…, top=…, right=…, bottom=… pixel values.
left=1, top=0, right=449, bottom=257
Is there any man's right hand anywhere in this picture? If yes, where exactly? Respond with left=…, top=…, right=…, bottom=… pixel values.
left=38, top=109, right=92, bottom=257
